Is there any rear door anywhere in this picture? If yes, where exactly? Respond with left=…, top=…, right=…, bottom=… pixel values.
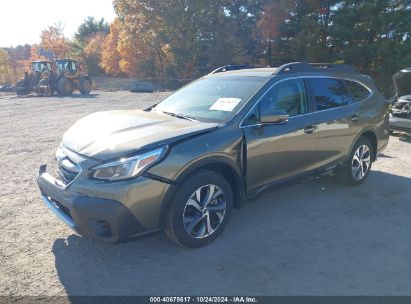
left=242, top=78, right=319, bottom=193
left=306, top=77, right=360, bottom=168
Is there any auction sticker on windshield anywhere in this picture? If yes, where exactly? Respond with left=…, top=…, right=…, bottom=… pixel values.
left=209, top=98, right=242, bottom=112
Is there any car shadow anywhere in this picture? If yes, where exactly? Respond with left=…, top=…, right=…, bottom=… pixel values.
left=391, top=131, right=411, bottom=143
left=378, top=153, right=395, bottom=159
left=53, top=170, right=411, bottom=297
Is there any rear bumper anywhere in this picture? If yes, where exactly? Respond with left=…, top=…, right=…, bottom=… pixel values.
left=37, top=165, right=162, bottom=243
left=390, top=114, right=411, bottom=132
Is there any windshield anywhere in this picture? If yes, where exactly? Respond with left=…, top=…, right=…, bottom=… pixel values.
left=153, top=76, right=266, bottom=122
left=32, top=62, right=51, bottom=72
left=32, top=62, right=41, bottom=72
left=57, top=61, right=76, bottom=73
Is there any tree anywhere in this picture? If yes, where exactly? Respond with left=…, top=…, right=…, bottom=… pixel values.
left=0, top=49, right=13, bottom=84
left=257, top=1, right=291, bottom=64
left=75, top=17, right=109, bottom=45
left=83, top=34, right=106, bottom=75
left=28, top=44, right=48, bottom=61
left=113, top=0, right=176, bottom=77
left=40, top=24, right=68, bottom=59
left=67, top=17, right=110, bottom=76
left=101, top=19, right=122, bottom=75
left=112, top=0, right=265, bottom=77
left=331, top=0, right=411, bottom=94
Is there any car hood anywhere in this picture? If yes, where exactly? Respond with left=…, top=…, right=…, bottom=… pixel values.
left=62, top=110, right=218, bottom=160
left=393, top=68, right=411, bottom=97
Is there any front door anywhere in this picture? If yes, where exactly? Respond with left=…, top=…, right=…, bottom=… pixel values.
left=242, top=78, right=318, bottom=194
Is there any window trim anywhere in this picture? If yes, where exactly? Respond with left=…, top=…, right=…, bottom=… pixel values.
left=239, top=75, right=374, bottom=128
left=344, top=79, right=373, bottom=102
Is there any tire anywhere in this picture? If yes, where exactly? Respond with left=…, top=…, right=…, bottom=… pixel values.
left=335, top=136, right=374, bottom=185
left=165, top=169, right=233, bottom=248
left=15, top=80, right=26, bottom=96
left=57, top=78, right=73, bottom=96
left=79, top=78, right=91, bottom=95
left=37, top=79, right=51, bottom=96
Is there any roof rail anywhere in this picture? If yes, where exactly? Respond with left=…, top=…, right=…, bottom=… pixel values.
left=277, top=62, right=357, bottom=74
left=209, top=65, right=254, bottom=74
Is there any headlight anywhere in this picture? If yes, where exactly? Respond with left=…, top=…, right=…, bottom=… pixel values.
left=92, top=147, right=167, bottom=181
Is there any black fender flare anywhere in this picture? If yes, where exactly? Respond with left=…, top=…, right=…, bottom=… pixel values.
left=157, top=155, right=245, bottom=227
left=346, top=127, right=378, bottom=163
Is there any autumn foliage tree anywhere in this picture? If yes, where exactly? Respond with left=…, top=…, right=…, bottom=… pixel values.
left=0, top=49, right=13, bottom=83
left=83, top=33, right=106, bottom=75
left=3, top=0, right=410, bottom=95
left=100, top=19, right=121, bottom=75
left=108, top=0, right=263, bottom=78
left=257, top=1, right=290, bottom=64
left=113, top=1, right=176, bottom=77
left=0, top=45, right=31, bottom=83
left=40, top=24, right=68, bottom=59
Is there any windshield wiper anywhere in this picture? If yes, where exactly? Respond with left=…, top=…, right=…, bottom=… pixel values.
left=161, top=111, right=198, bottom=121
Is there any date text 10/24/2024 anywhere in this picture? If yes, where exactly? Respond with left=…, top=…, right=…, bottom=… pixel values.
left=149, top=297, right=258, bottom=303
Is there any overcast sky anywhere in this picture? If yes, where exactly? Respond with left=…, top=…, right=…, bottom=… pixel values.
left=0, top=0, right=116, bottom=47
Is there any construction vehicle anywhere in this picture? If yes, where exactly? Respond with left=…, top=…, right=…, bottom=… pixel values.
left=55, top=59, right=92, bottom=96
left=15, top=61, right=54, bottom=96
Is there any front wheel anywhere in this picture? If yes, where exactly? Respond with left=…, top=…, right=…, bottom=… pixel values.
left=165, top=170, right=233, bottom=248
left=335, top=136, right=373, bottom=185
left=79, top=78, right=91, bottom=95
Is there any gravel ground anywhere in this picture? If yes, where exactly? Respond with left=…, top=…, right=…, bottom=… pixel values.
left=1, top=91, right=411, bottom=297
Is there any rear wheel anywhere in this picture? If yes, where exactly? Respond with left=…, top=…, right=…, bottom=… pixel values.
left=79, top=78, right=91, bottom=95
left=336, top=136, right=373, bottom=185
left=57, top=78, right=73, bottom=96
left=165, top=170, right=233, bottom=248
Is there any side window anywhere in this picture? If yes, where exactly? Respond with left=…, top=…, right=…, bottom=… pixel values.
left=259, top=79, right=308, bottom=117
left=345, top=80, right=371, bottom=101
left=243, top=106, right=259, bottom=125
left=308, top=78, right=355, bottom=111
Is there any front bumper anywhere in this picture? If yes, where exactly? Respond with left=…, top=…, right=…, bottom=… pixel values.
left=37, top=165, right=165, bottom=243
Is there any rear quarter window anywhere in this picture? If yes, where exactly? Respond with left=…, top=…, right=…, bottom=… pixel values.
left=345, top=80, right=371, bottom=101
left=307, top=78, right=355, bottom=111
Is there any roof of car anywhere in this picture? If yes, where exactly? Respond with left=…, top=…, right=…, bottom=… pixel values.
left=213, top=67, right=279, bottom=78
left=208, top=63, right=359, bottom=79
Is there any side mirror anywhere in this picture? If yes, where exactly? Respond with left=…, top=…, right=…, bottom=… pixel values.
left=260, top=110, right=289, bottom=124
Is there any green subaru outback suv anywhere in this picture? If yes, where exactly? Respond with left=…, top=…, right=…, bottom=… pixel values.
left=37, top=62, right=389, bottom=248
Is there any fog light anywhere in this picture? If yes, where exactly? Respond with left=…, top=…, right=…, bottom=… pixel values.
left=90, top=219, right=112, bottom=238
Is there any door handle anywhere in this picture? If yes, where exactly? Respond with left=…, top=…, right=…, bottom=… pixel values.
left=304, top=125, right=317, bottom=134
left=351, top=114, right=359, bottom=122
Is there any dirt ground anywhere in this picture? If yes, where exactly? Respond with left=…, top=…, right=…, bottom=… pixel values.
left=1, top=91, right=411, bottom=297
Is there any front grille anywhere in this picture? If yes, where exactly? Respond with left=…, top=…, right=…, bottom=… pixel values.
left=50, top=198, right=72, bottom=219
left=41, top=190, right=73, bottom=219
left=57, top=157, right=81, bottom=185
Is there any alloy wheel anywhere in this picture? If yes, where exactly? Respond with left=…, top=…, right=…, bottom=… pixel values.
left=182, top=184, right=226, bottom=239
left=351, top=144, right=371, bottom=180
